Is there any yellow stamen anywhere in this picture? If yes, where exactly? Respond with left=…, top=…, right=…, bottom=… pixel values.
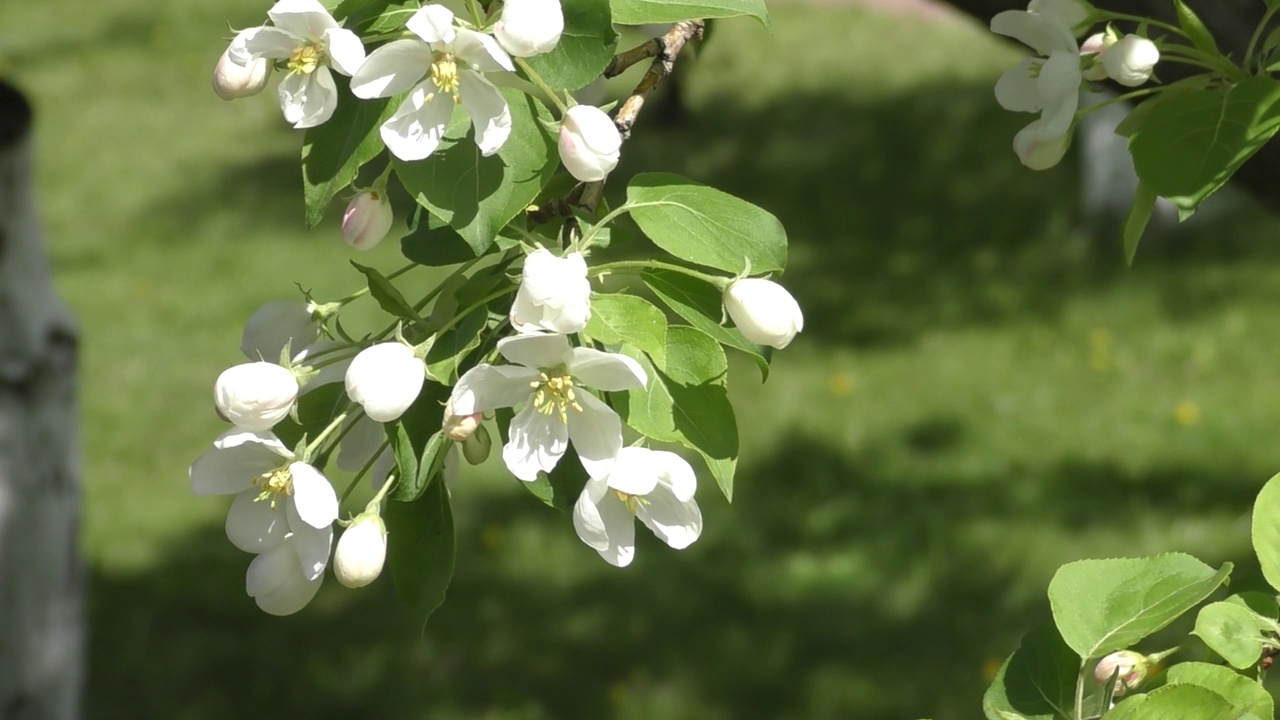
left=612, top=489, right=650, bottom=513
left=529, top=368, right=584, bottom=425
left=252, top=467, right=294, bottom=509
left=431, top=53, right=461, bottom=96
left=288, top=43, right=325, bottom=74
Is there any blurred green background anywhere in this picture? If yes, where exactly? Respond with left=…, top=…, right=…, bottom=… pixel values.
left=5, top=0, right=1280, bottom=717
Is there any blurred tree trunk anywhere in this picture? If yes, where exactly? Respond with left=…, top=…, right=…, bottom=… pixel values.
left=944, top=0, right=1280, bottom=215
left=0, top=81, right=82, bottom=720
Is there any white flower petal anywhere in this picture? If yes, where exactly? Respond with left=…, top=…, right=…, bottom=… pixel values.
left=454, top=28, right=516, bottom=73
left=1028, top=0, right=1090, bottom=31
left=241, top=300, right=318, bottom=362
left=994, top=59, right=1043, bottom=113
left=225, top=489, right=289, bottom=553
left=247, top=539, right=323, bottom=615
left=350, top=39, right=432, bottom=99
left=497, top=332, right=572, bottom=369
left=635, top=482, right=702, bottom=550
left=213, top=428, right=293, bottom=455
left=605, top=447, right=660, bottom=496
left=288, top=462, right=338, bottom=528
left=567, top=348, right=647, bottom=391
left=567, top=392, right=622, bottom=480
left=380, top=81, right=455, bottom=161
left=242, top=26, right=302, bottom=61
left=503, top=402, right=569, bottom=481
left=1013, top=119, right=1073, bottom=170
left=286, top=510, right=334, bottom=581
left=344, top=342, right=425, bottom=422
left=278, top=67, right=339, bottom=129
left=572, top=478, right=612, bottom=550
left=458, top=70, right=511, bottom=157
left=990, top=9, right=1077, bottom=56
left=267, top=0, right=338, bottom=40
left=451, top=363, right=540, bottom=416
left=190, top=433, right=286, bottom=496
left=323, top=27, right=366, bottom=76
left=406, top=5, right=457, bottom=45
left=595, top=493, right=637, bottom=567
left=652, top=450, right=697, bottom=502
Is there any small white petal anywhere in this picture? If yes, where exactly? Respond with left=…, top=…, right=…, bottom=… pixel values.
left=595, top=493, right=637, bottom=567
left=380, top=81, right=454, bottom=161
left=288, top=462, right=339, bottom=528
left=227, top=28, right=262, bottom=66
left=458, top=70, right=511, bottom=156
left=990, top=10, right=1077, bottom=56
left=241, top=300, right=318, bottom=362
left=451, top=363, right=540, bottom=416
left=651, top=450, right=697, bottom=502
left=573, top=479, right=612, bottom=551
left=994, top=59, right=1043, bottom=113
left=567, top=348, right=647, bottom=391
left=567, top=392, right=623, bottom=480
left=267, top=0, right=338, bottom=40
left=503, top=402, right=569, bottom=481
left=406, top=5, right=457, bottom=45
left=605, top=447, right=660, bottom=496
left=255, top=570, right=323, bottom=616
left=278, top=67, right=339, bottom=129
left=246, top=539, right=323, bottom=615
left=286, top=509, right=334, bottom=581
left=225, top=489, right=289, bottom=553
left=454, top=28, right=516, bottom=73
left=350, top=39, right=432, bottom=99
left=323, top=27, right=366, bottom=76
left=190, top=432, right=286, bottom=496
left=497, top=332, right=572, bottom=369
left=242, top=26, right=302, bottom=61
left=635, top=482, right=702, bottom=550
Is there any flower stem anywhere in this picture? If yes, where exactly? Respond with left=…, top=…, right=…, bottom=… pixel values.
left=1246, top=4, right=1280, bottom=70
left=579, top=204, right=635, bottom=247
left=1076, top=86, right=1164, bottom=119
left=591, top=259, right=729, bottom=289
left=340, top=438, right=391, bottom=505
left=305, top=411, right=350, bottom=460
left=1074, top=660, right=1087, bottom=720
left=1096, top=12, right=1186, bottom=38
left=515, top=57, right=568, bottom=114
left=435, top=286, right=517, bottom=335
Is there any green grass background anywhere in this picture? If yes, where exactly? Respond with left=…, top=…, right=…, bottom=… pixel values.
left=5, top=0, right=1280, bottom=717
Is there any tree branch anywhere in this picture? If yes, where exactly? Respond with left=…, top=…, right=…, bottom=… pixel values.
left=530, top=20, right=706, bottom=225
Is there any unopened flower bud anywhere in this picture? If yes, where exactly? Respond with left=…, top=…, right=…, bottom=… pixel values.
left=494, top=0, right=564, bottom=58
left=213, top=46, right=269, bottom=100
left=444, top=401, right=483, bottom=442
left=1079, top=32, right=1113, bottom=81
left=462, top=423, right=492, bottom=465
left=1104, top=35, right=1159, bottom=87
left=1093, top=651, right=1148, bottom=696
left=723, top=278, right=804, bottom=349
left=345, top=342, right=425, bottom=422
left=510, top=249, right=592, bottom=334
left=333, top=512, right=387, bottom=589
left=214, top=361, right=299, bottom=430
left=342, top=191, right=394, bottom=251
left=558, top=105, right=622, bottom=182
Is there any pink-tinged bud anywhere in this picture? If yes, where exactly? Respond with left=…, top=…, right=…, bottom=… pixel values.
left=558, top=105, right=622, bottom=182
left=1079, top=32, right=1113, bottom=81
left=443, top=399, right=483, bottom=442
left=213, top=47, right=269, bottom=101
left=333, top=512, right=387, bottom=589
left=1104, top=35, right=1159, bottom=87
left=341, top=191, right=394, bottom=251
left=1093, top=651, right=1148, bottom=696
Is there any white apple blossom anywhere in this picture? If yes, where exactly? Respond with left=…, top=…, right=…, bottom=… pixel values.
left=992, top=8, right=1082, bottom=170
left=350, top=5, right=514, bottom=161
left=333, top=512, right=388, bottom=588
left=494, top=0, right=564, bottom=58
left=449, top=333, right=647, bottom=481
left=510, top=249, right=592, bottom=334
left=723, top=278, right=804, bottom=349
left=345, top=342, right=426, bottom=422
left=247, top=534, right=325, bottom=615
left=190, top=430, right=339, bottom=614
left=227, top=0, right=366, bottom=129
left=558, top=105, right=622, bottom=182
left=213, top=47, right=268, bottom=100
left=214, top=361, right=300, bottom=430
left=1104, top=35, right=1159, bottom=87
left=573, top=447, right=702, bottom=567
left=241, top=300, right=321, bottom=363
left=342, top=190, right=394, bottom=250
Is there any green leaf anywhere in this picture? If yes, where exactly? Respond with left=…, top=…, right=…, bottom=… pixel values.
left=641, top=268, right=769, bottom=379
left=1123, top=182, right=1157, bottom=266
left=1107, top=684, right=1252, bottom=720
left=1129, top=77, right=1280, bottom=211
left=385, top=381, right=450, bottom=502
left=423, top=306, right=488, bottom=384
left=626, top=172, right=787, bottom=274
left=1194, top=602, right=1270, bottom=669
left=610, top=0, right=769, bottom=25
left=395, top=88, right=557, bottom=254
left=1165, top=662, right=1274, bottom=719
left=981, top=625, right=1078, bottom=720
left=301, top=77, right=394, bottom=227
left=1252, top=472, right=1280, bottom=593
left=385, top=471, right=455, bottom=628
left=350, top=261, right=420, bottom=323
left=1115, top=76, right=1212, bottom=139
left=583, top=292, right=668, bottom=368
left=1173, top=0, right=1219, bottom=56
left=1047, top=554, right=1232, bottom=659
left=400, top=219, right=479, bottom=267
left=615, top=326, right=738, bottom=500
left=523, top=0, right=619, bottom=92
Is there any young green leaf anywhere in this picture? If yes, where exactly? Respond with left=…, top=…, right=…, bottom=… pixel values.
left=351, top=261, right=421, bottom=323
left=981, top=625, right=1078, bottom=720
left=1251, top=471, right=1280, bottom=592
left=1173, top=0, right=1219, bottom=56
left=1163, top=663, right=1272, bottom=720
left=385, top=470, right=455, bottom=628
left=1047, top=554, right=1232, bottom=659
left=641, top=268, right=770, bottom=380
left=609, top=0, right=769, bottom=25
left=1107, top=684, right=1252, bottom=720
left=582, top=292, right=668, bottom=368
left=626, top=173, right=787, bottom=275
left=1194, top=601, right=1270, bottom=669
left=1123, top=182, right=1157, bottom=266
left=423, top=306, right=488, bottom=384
left=385, top=381, right=450, bottom=502
left=301, top=77, right=395, bottom=227
left=523, top=0, right=619, bottom=91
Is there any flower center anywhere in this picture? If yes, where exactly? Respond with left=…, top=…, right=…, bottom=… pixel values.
left=530, top=368, right=583, bottom=424
left=253, top=466, right=294, bottom=508
left=612, top=489, right=650, bottom=513
left=431, top=53, right=461, bottom=98
left=288, top=43, right=325, bottom=74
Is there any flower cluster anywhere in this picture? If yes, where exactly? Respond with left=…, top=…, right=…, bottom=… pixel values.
left=992, top=0, right=1160, bottom=170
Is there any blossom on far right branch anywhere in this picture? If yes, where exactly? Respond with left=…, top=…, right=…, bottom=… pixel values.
left=723, top=278, right=804, bottom=349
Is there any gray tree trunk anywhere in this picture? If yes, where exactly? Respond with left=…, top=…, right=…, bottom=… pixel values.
left=0, top=81, right=82, bottom=720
